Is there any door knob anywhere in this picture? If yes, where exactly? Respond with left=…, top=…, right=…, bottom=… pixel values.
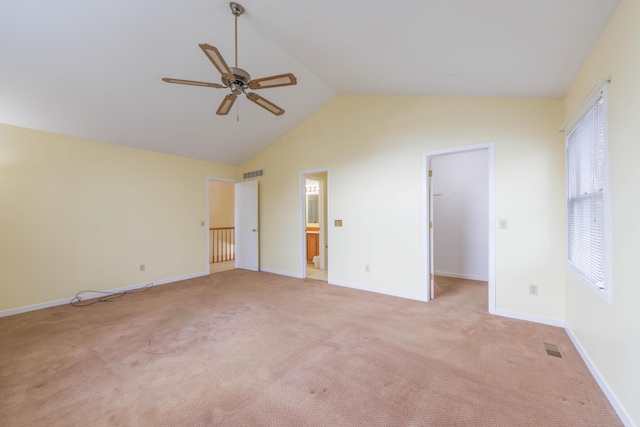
left=252, top=228, right=259, bottom=232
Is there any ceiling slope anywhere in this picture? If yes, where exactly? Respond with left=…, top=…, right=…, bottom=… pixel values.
left=0, top=0, right=619, bottom=165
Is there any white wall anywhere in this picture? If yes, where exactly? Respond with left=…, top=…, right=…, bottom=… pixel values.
left=432, top=150, right=488, bottom=281
left=563, top=0, right=640, bottom=424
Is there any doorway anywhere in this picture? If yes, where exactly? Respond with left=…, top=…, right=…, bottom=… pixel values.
left=207, top=178, right=260, bottom=273
left=208, top=179, right=236, bottom=274
left=301, top=170, right=328, bottom=281
left=424, top=143, right=495, bottom=313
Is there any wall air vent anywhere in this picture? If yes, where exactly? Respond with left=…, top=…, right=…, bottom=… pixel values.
left=243, top=169, right=264, bottom=180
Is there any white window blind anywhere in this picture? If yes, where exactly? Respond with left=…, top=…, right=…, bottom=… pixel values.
left=566, top=87, right=609, bottom=295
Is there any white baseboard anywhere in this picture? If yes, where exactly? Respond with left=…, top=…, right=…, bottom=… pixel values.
left=0, top=271, right=210, bottom=318
left=494, top=309, right=565, bottom=328
left=492, top=309, right=635, bottom=425
left=329, top=279, right=427, bottom=302
left=435, top=271, right=488, bottom=282
left=259, top=267, right=304, bottom=279
left=564, top=325, right=636, bottom=427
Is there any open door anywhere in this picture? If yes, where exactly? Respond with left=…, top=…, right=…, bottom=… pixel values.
left=234, top=180, right=259, bottom=271
left=428, top=163, right=435, bottom=300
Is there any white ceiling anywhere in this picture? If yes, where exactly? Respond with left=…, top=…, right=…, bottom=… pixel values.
left=0, top=0, right=620, bottom=166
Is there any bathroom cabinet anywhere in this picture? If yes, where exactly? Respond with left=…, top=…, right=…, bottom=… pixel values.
left=306, top=227, right=319, bottom=261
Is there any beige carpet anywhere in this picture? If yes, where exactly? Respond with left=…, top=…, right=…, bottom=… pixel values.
left=0, top=271, right=621, bottom=426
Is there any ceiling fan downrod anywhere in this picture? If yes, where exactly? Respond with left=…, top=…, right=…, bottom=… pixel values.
left=230, top=2, right=245, bottom=68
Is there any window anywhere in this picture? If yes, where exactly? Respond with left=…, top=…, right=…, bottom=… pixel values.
left=566, top=84, right=611, bottom=302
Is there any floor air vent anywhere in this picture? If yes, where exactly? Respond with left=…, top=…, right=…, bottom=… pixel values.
left=243, top=169, right=264, bottom=180
left=543, top=342, right=563, bottom=358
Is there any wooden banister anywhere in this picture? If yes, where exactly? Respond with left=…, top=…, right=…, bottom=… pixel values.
left=210, top=227, right=235, bottom=263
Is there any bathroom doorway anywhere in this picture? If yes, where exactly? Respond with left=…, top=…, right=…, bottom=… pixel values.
left=302, top=170, right=328, bottom=281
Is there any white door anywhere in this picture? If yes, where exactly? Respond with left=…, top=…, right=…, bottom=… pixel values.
left=428, top=163, right=435, bottom=300
left=234, top=180, right=259, bottom=271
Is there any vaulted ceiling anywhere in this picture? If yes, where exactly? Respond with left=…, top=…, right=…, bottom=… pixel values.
left=0, top=0, right=620, bottom=166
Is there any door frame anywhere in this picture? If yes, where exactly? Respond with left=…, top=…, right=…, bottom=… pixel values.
left=422, top=142, right=495, bottom=313
left=300, top=169, right=330, bottom=279
left=206, top=177, right=237, bottom=272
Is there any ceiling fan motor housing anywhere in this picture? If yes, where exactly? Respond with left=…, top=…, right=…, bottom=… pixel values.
left=223, top=67, right=251, bottom=94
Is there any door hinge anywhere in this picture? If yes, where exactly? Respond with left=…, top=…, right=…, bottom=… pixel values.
left=429, top=221, right=433, bottom=229
left=430, top=273, right=434, bottom=280
left=429, top=170, right=433, bottom=177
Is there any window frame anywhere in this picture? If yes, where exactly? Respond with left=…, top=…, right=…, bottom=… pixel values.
left=565, top=84, right=612, bottom=303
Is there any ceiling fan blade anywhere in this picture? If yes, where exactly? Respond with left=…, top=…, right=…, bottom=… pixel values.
left=162, top=78, right=224, bottom=88
left=216, top=94, right=237, bottom=115
left=199, top=44, right=234, bottom=81
left=249, top=73, right=297, bottom=90
left=246, top=92, right=285, bottom=116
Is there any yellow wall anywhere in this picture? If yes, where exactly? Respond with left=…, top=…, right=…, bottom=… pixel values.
left=0, top=124, right=239, bottom=311
left=243, top=94, right=566, bottom=321
left=208, top=180, right=234, bottom=228
left=563, top=0, right=640, bottom=423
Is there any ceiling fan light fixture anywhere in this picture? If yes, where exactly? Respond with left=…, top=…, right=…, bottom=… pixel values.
left=229, top=83, right=242, bottom=95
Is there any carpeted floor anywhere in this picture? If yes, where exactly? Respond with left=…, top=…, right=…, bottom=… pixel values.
left=0, top=271, right=622, bottom=426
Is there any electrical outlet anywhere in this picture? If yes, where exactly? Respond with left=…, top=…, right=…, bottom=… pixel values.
left=365, top=265, right=370, bottom=272
left=140, top=264, right=145, bottom=272
left=334, top=219, right=343, bottom=227
left=529, top=284, right=538, bottom=295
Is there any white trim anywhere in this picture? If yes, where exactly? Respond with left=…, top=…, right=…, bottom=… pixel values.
left=494, top=309, right=565, bottom=328
left=565, top=326, right=636, bottom=427
left=435, top=271, right=488, bottom=282
left=329, top=279, right=426, bottom=302
left=487, top=143, right=496, bottom=314
left=423, top=142, right=496, bottom=314
left=0, top=272, right=210, bottom=318
left=259, top=267, right=303, bottom=279
left=422, top=154, right=431, bottom=301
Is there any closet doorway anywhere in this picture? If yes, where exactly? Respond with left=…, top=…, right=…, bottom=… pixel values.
left=424, top=143, right=495, bottom=313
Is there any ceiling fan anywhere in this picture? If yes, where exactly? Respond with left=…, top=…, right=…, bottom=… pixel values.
left=162, top=2, right=297, bottom=116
